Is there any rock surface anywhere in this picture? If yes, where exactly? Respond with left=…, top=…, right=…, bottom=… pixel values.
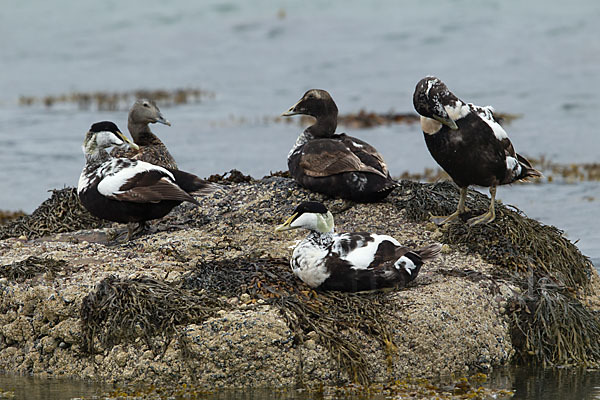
left=0, top=176, right=597, bottom=388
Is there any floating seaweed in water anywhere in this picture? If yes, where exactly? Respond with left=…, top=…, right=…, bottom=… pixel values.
left=19, top=88, right=215, bottom=111
left=0, top=188, right=107, bottom=240
left=0, top=210, right=26, bottom=226
left=0, top=256, right=68, bottom=282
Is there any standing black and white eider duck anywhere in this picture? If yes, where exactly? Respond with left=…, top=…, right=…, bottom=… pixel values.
left=275, top=201, right=441, bottom=292
left=413, top=76, right=542, bottom=225
left=78, top=121, right=216, bottom=240
left=111, top=99, right=178, bottom=169
left=282, top=89, right=397, bottom=202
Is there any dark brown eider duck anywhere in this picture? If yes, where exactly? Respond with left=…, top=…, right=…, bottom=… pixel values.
left=111, top=99, right=177, bottom=169
left=275, top=201, right=441, bottom=292
left=282, top=89, right=397, bottom=202
left=413, top=76, right=542, bottom=225
left=78, top=121, right=216, bottom=240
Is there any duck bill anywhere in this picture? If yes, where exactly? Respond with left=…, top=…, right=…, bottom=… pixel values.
left=281, top=99, right=302, bottom=116
left=116, top=131, right=140, bottom=150
left=433, top=114, right=458, bottom=130
left=274, top=213, right=298, bottom=232
left=155, top=115, right=171, bottom=126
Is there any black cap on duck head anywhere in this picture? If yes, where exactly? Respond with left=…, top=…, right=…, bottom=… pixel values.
left=90, top=121, right=122, bottom=134
left=413, top=76, right=459, bottom=130
left=85, top=121, right=138, bottom=151
left=282, top=89, right=338, bottom=119
left=293, top=201, right=328, bottom=215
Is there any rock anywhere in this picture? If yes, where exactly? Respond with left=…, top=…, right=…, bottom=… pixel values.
left=0, top=177, right=597, bottom=390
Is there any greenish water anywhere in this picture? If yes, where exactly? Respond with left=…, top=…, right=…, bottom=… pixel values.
left=3, top=367, right=600, bottom=399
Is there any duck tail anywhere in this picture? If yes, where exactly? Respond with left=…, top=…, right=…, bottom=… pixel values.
left=516, top=153, right=543, bottom=181
left=416, top=243, right=442, bottom=262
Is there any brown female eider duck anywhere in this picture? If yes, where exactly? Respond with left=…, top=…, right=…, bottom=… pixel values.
left=282, top=89, right=397, bottom=202
left=413, top=76, right=542, bottom=225
left=111, top=99, right=178, bottom=169
left=78, top=121, right=216, bottom=240
left=275, top=201, right=441, bottom=292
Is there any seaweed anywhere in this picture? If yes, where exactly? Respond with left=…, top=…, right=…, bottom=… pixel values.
left=394, top=180, right=593, bottom=291
left=181, top=257, right=398, bottom=385
left=0, top=187, right=107, bottom=240
left=0, top=256, right=68, bottom=282
left=508, top=276, right=600, bottom=367
left=80, top=276, right=229, bottom=355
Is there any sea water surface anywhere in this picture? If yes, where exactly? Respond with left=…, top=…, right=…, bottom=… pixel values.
left=0, top=1, right=599, bottom=397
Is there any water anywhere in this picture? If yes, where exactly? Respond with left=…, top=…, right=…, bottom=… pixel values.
left=3, top=367, right=600, bottom=399
left=0, top=1, right=599, bottom=394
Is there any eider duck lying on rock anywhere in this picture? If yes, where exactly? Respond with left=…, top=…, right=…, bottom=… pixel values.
left=282, top=89, right=397, bottom=202
left=275, top=201, right=441, bottom=292
left=413, top=76, right=542, bottom=225
left=78, top=121, right=216, bottom=240
left=111, top=99, right=177, bottom=169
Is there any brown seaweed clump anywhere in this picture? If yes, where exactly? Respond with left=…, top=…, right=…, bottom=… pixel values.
left=0, top=256, right=68, bottom=283
left=183, top=258, right=399, bottom=384
left=508, top=276, right=600, bottom=367
left=80, top=276, right=229, bottom=355
left=392, top=179, right=598, bottom=367
left=0, top=187, right=107, bottom=240
left=394, top=180, right=593, bottom=291
left=80, top=257, right=398, bottom=385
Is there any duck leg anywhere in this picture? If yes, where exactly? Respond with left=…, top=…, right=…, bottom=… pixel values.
left=125, top=221, right=151, bottom=241
left=431, top=187, right=468, bottom=225
left=467, top=186, right=497, bottom=226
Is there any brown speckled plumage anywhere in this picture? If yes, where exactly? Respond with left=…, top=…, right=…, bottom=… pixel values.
left=111, top=99, right=178, bottom=169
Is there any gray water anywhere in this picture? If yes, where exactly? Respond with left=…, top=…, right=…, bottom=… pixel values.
left=0, top=1, right=599, bottom=397
left=3, top=366, right=600, bottom=399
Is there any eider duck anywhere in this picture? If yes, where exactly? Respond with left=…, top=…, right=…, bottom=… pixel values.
left=78, top=121, right=216, bottom=240
left=413, top=76, right=542, bottom=225
left=275, top=201, right=441, bottom=292
left=282, top=89, right=397, bottom=202
left=111, top=99, right=178, bottom=169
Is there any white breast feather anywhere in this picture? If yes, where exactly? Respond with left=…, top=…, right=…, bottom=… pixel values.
left=333, top=233, right=400, bottom=270
left=291, top=241, right=330, bottom=288
left=96, top=159, right=174, bottom=197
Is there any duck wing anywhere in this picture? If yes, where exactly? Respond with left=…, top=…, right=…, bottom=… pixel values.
left=97, top=160, right=198, bottom=204
left=338, top=134, right=389, bottom=176
left=300, top=139, right=387, bottom=178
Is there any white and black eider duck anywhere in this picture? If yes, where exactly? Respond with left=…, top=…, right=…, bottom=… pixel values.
left=282, top=89, right=397, bottom=202
left=275, top=201, right=441, bottom=292
left=111, top=99, right=178, bottom=169
left=413, top=76, right=542, bottom=225
left=78, top=121, right=215, bottom=240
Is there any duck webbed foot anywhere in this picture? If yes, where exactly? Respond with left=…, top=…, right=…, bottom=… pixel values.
left=430, top=187, right=469, bottom=225
left=467, top=186, right=497, bottom=226
left=126, top=221, right=152, bottom=241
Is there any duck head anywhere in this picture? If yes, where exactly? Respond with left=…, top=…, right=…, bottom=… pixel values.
left=83, top=121, right=139, bottom=156
left=275, top=201, right=334, bottom=233
left=129, top=99, right=171, bottom=127
left=413, top=76, right=460, bottom=130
